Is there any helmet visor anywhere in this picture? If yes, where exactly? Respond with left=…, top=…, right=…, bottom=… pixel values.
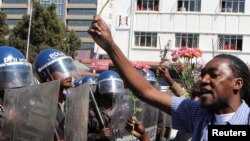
left=0, top=63, right=34, bottom=90
left=98, top=78, right=124, bottom=95
left=44, top=57, right=80, bottom=80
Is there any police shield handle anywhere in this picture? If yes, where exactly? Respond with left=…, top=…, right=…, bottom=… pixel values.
left=89, top=88, right=111, bottom=141
left=54, top=128, right=60, bottom=141
left=89, top=88, right=106, bottom=129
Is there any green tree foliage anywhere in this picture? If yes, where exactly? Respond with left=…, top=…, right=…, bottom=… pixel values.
left=0, top=10, right=9, bottom=46
left=67, top=30, right=81, bottom=58
left=8, top=1, right=81, bottom=62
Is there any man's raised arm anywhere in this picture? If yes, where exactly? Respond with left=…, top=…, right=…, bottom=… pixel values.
left=88, top=16, right=173, bottom=115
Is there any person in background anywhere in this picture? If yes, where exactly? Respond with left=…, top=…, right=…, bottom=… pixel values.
left=33, top=48, right=81, bottom=141
left=158, top=67, right=188, bottom=97
left=74, top=75, right=98, bottom=117
left=88, top=70, right=125, bottom=141
left=138, top=69, right=163, bottom=140
left=0, top=46, right=34, bottom=106
left=88, top=16, right=250, bottom=141
left=74, top=75, right=97, bottom=91
left=0, top=46, right=34, bottom=140
left=158, top=67, right=191, bottom=141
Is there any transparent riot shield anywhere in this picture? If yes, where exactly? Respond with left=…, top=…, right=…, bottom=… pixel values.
left=108, top=89, right=133, bottom=140
left=113, top=89, right=159, bottom=141
left=3, top=80, right=60, bottom=141
left=64, top=83, right=90, bottom=141
left=157, top=86, right=172, bottom=141
left=137, top=102, right=159, bottom=141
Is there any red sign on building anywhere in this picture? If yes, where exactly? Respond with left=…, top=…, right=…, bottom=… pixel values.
left=90, top=59, right=110, bottom=71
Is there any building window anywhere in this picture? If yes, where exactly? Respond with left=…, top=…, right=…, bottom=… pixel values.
left=137, top=0, right=159, bottom=11
left=2, top=0, right=27, bottom=3
left=67, top=20, right=92, bottom=26
left=177, top=0, right=201, bottom=12
left=7, top=19, right=21, bottom=25
left=175, top=33, right=199, bottom=48
left=40, top=0, right=65, bottom=21
left=68, top=0, right=97, bottom=4
left=75, top=31, right=91, bottom=38
left=67, top=9, right=96, bottom=15
left=218, top=35, right=242, bottom=51
left=221, top=0, right=244, bottom=13
left=2, top=8, right=27, bottom=15
left=80, top=42, right=95, bottom=49
left=134, top=32, right=157, bottom=48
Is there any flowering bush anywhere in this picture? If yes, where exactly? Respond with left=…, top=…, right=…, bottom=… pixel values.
left=159, top=43, right=203, bottom=97
left=170, top=47, right=202, bottom=96
left=131, top=61, right=150, bottom=73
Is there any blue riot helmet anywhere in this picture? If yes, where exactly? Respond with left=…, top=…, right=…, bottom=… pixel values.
left=96, top=71, right=124, bottom=114
left=74, top=76, right=97, bottom=92
left=33, top=48, right=81, bottom=82
left=139, top=69, right=158, bottom=87
left=97, top=70, right=124, bottom=95
left=74, top=76, right=96, bottom=87
left=145, top=70, right=156, bottom=81
left=0, top=46, right=34, bottom=90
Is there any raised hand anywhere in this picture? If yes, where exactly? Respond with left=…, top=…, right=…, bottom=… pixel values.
left=88, top=16, right=114, bottom=50
left=125, top=116, right=150, bottom=141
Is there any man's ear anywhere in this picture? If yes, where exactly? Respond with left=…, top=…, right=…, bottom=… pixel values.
left=234, top=78, right=243, bottom=90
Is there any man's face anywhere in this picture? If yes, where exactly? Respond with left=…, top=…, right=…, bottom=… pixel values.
left=100, top=93, right=117, bottom=106
left=199, top=58, right=238, bottom=109
left=50, top=71, right=73, bottom=89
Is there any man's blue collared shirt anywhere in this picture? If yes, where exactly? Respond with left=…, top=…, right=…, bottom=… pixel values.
left=171, top=96, right=250, bottom=141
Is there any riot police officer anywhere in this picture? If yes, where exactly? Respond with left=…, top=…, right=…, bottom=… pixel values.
left=0, top=46, right=34, bottom=106
left=74, top=75, right=97, bottom=91
left=33, top=48, right=81, bottom=141
left=74, top=75, right=98, bottom=114
left=141, top=69, right=158, bottom=87
left=0, top=46, right=34, bottom=140
left=88, top=70, right=125, bottom=141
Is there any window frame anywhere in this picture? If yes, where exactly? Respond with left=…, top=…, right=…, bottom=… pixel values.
left=2, top=0, right=27, bottom=3
left=68, top=0, right=96, bottom=4
left=177, top=0, right=201, bottom=12
left=67, top=8, right=96, bottom=15
left=218, top=35, right=242, bottom=51
left=134, top=32, right=158, bottom=48
left=175, top=33, right=199, bottom=48
left=66, top=20, right=92, bottom=26
left=6, top=19, right=22, bottom=25
left=75, top=31, right=91, bottom=38
left=2, top=8, right=27, bottom=15
left=221, top=0, right=245, bottom=13
left=80, top=42, right=95, bottom=48
left=136, top=0, right=159, bottom=11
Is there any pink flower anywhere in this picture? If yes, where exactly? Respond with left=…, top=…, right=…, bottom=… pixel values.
left=172, top=55, right=179, bottom=62
left=158, top=46, right=203, bottom=97
left=179, top=47, right=192, bottom=58
left=192, top=48, right=202, bottom=58
left=131, top=61, right=150, bottom=73
left=177, top=64, right=184, bottom=73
